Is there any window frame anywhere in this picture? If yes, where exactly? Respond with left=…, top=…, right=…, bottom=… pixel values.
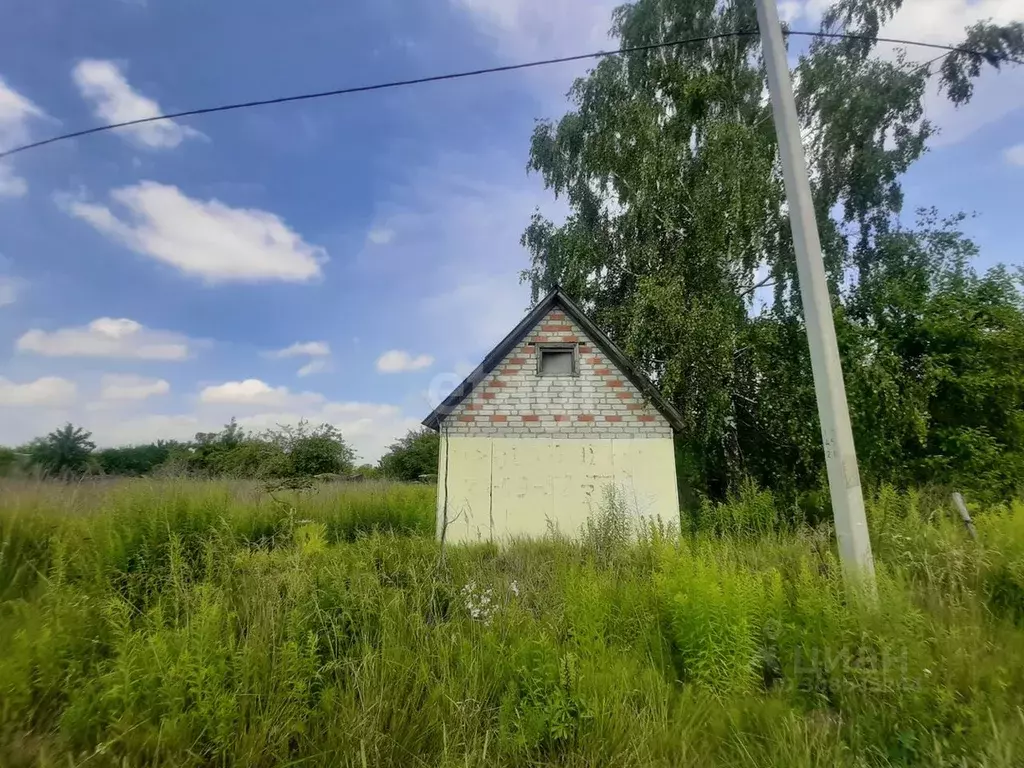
left=536, top=343, right=578, bottom=377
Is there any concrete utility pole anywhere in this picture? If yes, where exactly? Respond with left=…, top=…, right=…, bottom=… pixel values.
left=754, top=0, right=876, bottom=586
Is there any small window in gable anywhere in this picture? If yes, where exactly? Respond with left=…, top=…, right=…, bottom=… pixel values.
left=538, top=345, right=576, bottom=376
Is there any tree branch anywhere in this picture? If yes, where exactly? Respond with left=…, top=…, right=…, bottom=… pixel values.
left=739, top=274, right=777, bottom=299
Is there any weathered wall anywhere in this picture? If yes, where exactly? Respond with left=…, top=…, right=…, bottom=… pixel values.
left=436, top=435, right=680, bottom=543
left=442, top=307, right=671, bottom=439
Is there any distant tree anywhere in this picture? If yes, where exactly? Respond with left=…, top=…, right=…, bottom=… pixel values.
left=216, top=439, right=290, bottom=478
left=96, top=440, right=183, bottom=476
left=0, top=446, right=19, bottom=476
left=266, top=421, right=356, bottom=477
left=379, top=428, right=439, bottom=481
left=352, top=463, right=382, bottom=480
left=28, top=423, right=96, bottom=476
left=90, top=418, right=357, bottom=481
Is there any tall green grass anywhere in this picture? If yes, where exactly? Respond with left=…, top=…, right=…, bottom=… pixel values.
left=1, top=479, right=1023, bottom=766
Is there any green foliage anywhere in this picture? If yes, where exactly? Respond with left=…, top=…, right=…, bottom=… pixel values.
left=25, top=423, right=96, bottom=476
left=352, top=463, right=382, bottom=480
left=0, top=447, right=20, bottom=476
left=273, top=421, right=356, bottom=477
left=522, top=0, right=1024, bottom=502
left=2, top=479, right=1024, bottom=766
left=95, top=441, right=182, bottom=476
left=164, top=419, right=357, bottom=480
left=378, top=428, right=439, bottom=481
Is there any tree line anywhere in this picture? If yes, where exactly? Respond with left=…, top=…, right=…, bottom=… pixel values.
left=522, top=0, right=1024, bottom=505
left=0, top=421, right=440, bottom=483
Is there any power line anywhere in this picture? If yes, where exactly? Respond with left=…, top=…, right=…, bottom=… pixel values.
left=1, top=28, right=1020, bottom=161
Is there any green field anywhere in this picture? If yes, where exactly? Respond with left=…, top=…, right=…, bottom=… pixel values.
left=1, top=479, right=1023, bottom=767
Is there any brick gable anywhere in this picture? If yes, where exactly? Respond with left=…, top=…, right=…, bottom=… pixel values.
left=441, top=307, right=672, bottom=438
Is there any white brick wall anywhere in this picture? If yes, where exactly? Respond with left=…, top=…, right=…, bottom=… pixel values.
left=441, top=306, right=672, bottom=439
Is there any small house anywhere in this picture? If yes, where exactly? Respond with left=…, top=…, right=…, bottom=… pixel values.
left=423, top=287, right=683, bottom=543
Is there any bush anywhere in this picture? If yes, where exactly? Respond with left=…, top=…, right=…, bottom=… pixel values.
left=379, top=428, right=439, bottom=481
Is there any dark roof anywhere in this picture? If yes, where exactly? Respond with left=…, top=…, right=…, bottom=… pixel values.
left=422, top=287, right=684, bottom=432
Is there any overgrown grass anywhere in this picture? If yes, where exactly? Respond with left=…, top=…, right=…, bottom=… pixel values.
left=1, top=479, right=1023, bottom=766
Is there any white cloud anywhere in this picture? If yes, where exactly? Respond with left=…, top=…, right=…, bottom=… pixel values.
left=264, top=341, right=332, bottom=378
left=0, top=164, right=27, bottom=198
left=450, top=0, right=617, bottom=103
left=1004, top=143, right=1024, bottom=167
left=266, top=340, right=331, bottom=359
left=198, top=379, right=325, bottom=409
left=778, top=1, right=804, bottom=23
left=367, top=227, right=395, bottom=245
left=376, top=350, right=435, bottom=373
left=452, top=0, right=615, bottom=62
left=100, top=374, right=170, bottom=401
left=17, top=317, right=192, bottom=360
left=0, top=77, right=44, bottom=149
left=297, top=359, right=329, bottom=377
left=62, top=181, right=326, bottom=283
left=0, top=376, right=76, bottom=407
left=72, top=59, right=201, bottom=149
left=0, top=77, right=46, bottom=196
left=0, top=274, right=22, bottom=307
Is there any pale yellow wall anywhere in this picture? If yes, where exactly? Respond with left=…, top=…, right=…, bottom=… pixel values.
left=436, top=435, right=679, bottom=543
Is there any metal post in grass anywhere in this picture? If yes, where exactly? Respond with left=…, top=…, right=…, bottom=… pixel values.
left=951, top=493, right=978, bottom=541
left=755, top=0, right=876, bottom=591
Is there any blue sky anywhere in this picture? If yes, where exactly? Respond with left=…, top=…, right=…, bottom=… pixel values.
left=0, top=0, right=1021, bottom=461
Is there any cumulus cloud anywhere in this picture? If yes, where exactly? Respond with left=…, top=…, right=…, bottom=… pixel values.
left=265, top=341, right=332, bottom=377
left=0, top=77, right=46, bottom=197
left=297, top=359, right=329, bottom=377
left=72, top=59, right=201, bottom=149
left=0, top=77, right=44, bottom=148
left=0, top=376, right=76, bottom=407
left=1005, top=143, right=1024, bottom=167
left=376, top=350, right=434, bottom=373
left=0, top=274, right=22, bottom=307
left=62, top=181, right=326, bottom=283
left=17, top=317, right=192, bottom=360
left=452, top=0, right=614, bottom=63
left=266, top=340, right=331, bottom=359
left=100, top=374, right=170, bottom=401
left=449, top=0, right=617, bottom=104
left=198, top=379, right=325, bottom=409
left=0, top=165, right=27, bottom=198
left=367, top=227, right=395, bottom=245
